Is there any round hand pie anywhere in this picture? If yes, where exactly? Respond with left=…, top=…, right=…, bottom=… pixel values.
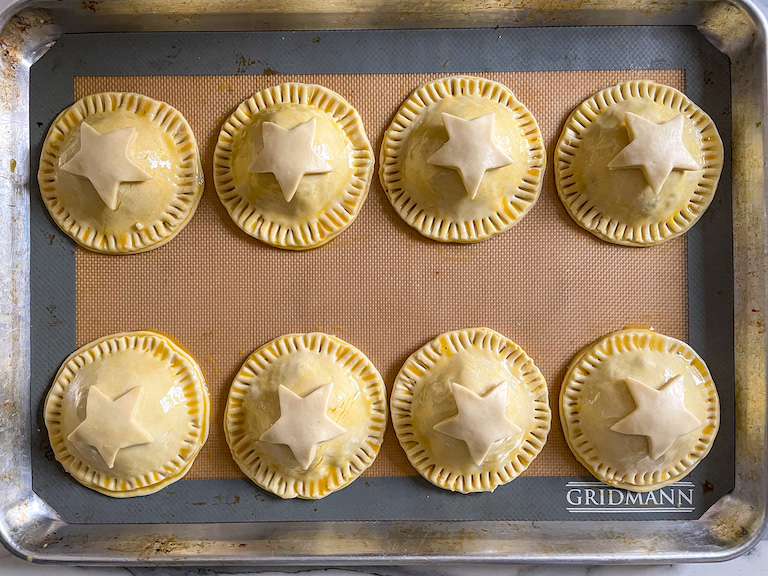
left=560, top=327, right=720, bottom=492
left=43, top=331, right=210, bottom=497
left=554, top=80, right=723, bottom=246
left=391, top=327, right=551, bottom=493
left=213, top=83, right=374, bottom=250
left=224, top=333, right=387, bottom=499
left=379, top=76, right=545, bottom=243
left=38, top=92, right=203, bottom=254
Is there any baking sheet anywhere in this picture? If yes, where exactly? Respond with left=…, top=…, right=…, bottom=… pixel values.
left=29, top=27, right=733, bottom=523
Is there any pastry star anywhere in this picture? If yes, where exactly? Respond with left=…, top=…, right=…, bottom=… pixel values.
left=607, top=113, right=700, bottom=194
left=610, top=375, right=701, bottom=459
left=67, top=386, right=154, bottom=468
left=433, top=382, right=522, bottom=466
left=427, top=112, right=513, bottom=200
left=249, top=118, right=333, bottom=202
left=260, top=383, right=346, bottom=470
left=61, top=122, right=153, bottom=211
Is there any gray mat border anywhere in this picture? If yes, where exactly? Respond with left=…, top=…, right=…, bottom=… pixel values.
left=28, top=26, right=733, bottom=524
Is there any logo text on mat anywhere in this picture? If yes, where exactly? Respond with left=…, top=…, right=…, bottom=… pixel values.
left=565, top=481, right=695, bottom=513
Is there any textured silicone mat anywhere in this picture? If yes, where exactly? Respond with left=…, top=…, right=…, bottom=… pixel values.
left=29, top=28, right=734, bottom=523
left=74, top=69, right=687, bottom=481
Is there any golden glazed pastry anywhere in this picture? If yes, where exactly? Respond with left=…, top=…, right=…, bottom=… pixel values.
left=560, top=327, right=720, bottom=492
left=224, top=333, right=387, bottom=499
left=555, top=80, right=723, bottom=246
left=38, top=92, right=203, bottom=254
left=43, top=331, right=210, bottom=497
left=379, top=76, right=545, bottom=243
left=213, top=83, right=374, bottom=250
left=391, top=328, right=550, bottom=493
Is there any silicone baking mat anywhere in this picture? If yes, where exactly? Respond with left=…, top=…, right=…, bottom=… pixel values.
left=29, top=27, right=734, bottom=523
left=74, top=69, right=689, bottom=481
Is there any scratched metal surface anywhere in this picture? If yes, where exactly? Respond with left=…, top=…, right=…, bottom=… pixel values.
left=0, top=0, right=764, bottom=565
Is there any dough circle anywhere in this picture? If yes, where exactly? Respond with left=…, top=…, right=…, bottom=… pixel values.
left=560, top=327, right=720, bottom=492
left=391, top=327, right=551, bottom=493
left=43, top=331, right=210, bottom=497
left=38, top=92, right=204, bottom=254
left=554, top=80, right=723, bottom=246
left=213, top=83, right=374, bottom=250
left=224, top=333, right=387, bottom=499
left=379, top=76, right=545, bottom=243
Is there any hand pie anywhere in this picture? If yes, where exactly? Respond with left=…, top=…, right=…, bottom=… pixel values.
left=560, top=327, right=720, bottom=492
left=379, top=76, right=545, bottom=243
left=224, top=333, right=387, bottom=499
left=555, top=80, right=723, bottom=246
left=43, top=331, right=210, bottom=497
left=38, top=92, right=203, bottom=254
left=213, top=83, right=374, bottom=250
left=391, top=327, right=550, bottom=493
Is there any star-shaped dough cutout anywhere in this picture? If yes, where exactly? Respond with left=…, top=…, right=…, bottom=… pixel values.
left=433, top=382, right=522, bottom=466
left=67, top=386, right=154, bottom=468
left=610, top=375, right=701, bottom=459
left=61, top=122, right=153, bottom=211
left=260, top=383, right=346, bottom=470
left=248, top=118, right=333, bottom=202
left=427, top=112, right=514, bottom=200
left=607, top=112, right=700, bottom=194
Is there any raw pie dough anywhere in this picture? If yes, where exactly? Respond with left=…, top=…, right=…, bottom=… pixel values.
left=555, top=80, right=723, bottom=246
left=391, top=327, right=551, bottom=493
left=213, top=83, right=374, bottom=250
left=379, top=76, right=545, bottom=243
left=224, top=333, right=387, bottom=499
left=38, top=92, right=203, bottom=254
left=560, top=327, right=720, bottom=492
left=43, top=331, right=210, bottom=497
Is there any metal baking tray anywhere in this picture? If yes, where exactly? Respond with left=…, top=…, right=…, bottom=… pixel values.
left=0, top=0, right=766, bottom=565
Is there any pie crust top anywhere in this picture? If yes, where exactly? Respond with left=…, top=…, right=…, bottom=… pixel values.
left=391, top=327, right=551, bottom=493
left=213, top=83, right=374, bottom=250
left=43, top=331, right=210, bottom=497
left=560, top=327, right=720, bottom=492
left=224, top=333, right=387, bottom=499
left=38, top=92, right=204, bottom=254
left=379, top=76, right=545, bottom=243
left=555, top=80, right=724, bottom=246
